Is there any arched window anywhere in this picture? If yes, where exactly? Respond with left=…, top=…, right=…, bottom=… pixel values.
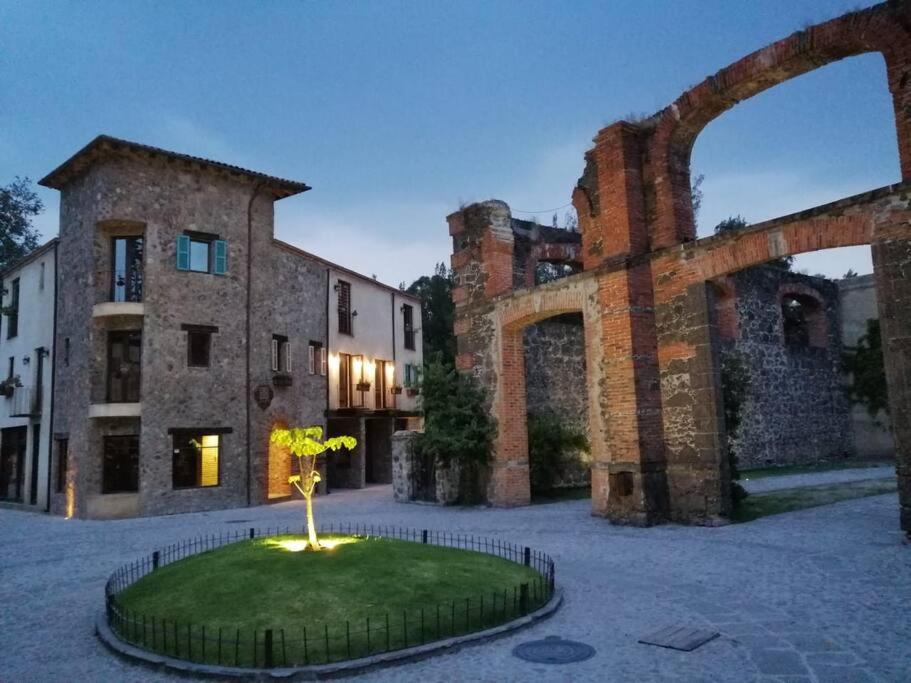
left=780, top=288, right=827, bottom=349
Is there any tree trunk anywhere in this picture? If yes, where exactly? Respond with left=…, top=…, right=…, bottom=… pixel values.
left=305, top=491, right=321, bottom=550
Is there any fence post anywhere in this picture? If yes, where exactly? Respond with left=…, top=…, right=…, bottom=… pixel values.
left=264, top=629, right=273, bottom=668
left=249, top=527, right=255, bottom=540
left=520, top=583, right=529, bottom=616
left=422, top=529, right=428, bottom=544
left=152, top=550, right=160, bottom=570
left=524, top=547, right=531, bottom=567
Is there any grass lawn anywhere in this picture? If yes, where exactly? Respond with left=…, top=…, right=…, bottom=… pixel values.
left=115, top=534, right=545, bottom=666
left=740, top=460, right=892, bottom=481
left=532, top=486, right=591, bottom=504
left=732, top=477, right=897, bottom=523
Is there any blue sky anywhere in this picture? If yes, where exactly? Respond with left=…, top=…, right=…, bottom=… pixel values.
left=1, top=0, right=899, bottom=285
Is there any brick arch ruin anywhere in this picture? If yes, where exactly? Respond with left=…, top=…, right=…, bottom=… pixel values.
left=448, top=1, right=911, bottom=533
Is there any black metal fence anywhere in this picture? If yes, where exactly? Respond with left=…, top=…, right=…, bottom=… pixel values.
left=104, top=523, right=556, bottom=669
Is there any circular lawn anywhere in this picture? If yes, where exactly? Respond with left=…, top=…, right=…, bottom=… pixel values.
left=113, top=533, right=548, bottom=667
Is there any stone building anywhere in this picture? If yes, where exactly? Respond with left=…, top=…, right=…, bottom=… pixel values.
left=31, top=135, right=420, bottom=519
left=0, top=239, right=57, bottom=511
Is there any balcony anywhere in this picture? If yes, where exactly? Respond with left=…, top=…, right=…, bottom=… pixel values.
left=8, top=386, right=41, bottom=418
left=93, top=264, right=145, bottom=319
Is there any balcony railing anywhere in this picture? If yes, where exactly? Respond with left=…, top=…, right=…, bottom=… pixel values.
left=9, top=386, right=40, bottom=418
left=112, top=268, right=143, bottom=303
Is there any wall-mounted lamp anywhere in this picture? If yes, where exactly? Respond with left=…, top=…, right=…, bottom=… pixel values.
left=352, top=310, right=358, bottom=317
left=22, top=356, right=30, bottom=366
left=333, top=283, right=340, bottom=291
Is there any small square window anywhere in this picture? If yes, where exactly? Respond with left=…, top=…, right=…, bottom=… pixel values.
left=188, top=331, right=211, bottom=367
left=172, top=431, right=221, bottom=488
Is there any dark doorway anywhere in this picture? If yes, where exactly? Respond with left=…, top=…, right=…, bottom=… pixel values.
left=0, top=426, right=27, bottom=502
left=29, top=424, right=40, bottom=505
left=102, top=435, right=139, bottom=493
left=107, top=331, right=142, bottom=402
left=365, top=419, right=392, bottom=484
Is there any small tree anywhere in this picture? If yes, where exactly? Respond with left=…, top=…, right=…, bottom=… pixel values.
left=842, top=319, right=888, bottom=421
left=527, top=412, right=589, bottom=495
left=270, top=426, right=357, bottom=551
left=0, top=177, right=43, bottom=272
left=417, top=357, right=493, bottom=502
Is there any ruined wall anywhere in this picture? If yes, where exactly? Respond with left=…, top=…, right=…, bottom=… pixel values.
left=838, top=274, right=894, bottom=459
left=523, top=313, right=590, bottom=489
left=721, top=268, right=853, bottom=469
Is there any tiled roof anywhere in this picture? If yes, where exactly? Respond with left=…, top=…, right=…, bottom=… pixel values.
left=39, top=135, right=310, bottom=198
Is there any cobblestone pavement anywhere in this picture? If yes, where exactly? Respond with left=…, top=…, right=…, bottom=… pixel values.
left=1, top=486, right=909, bottom=683
left=741, top=465, right=895, bottom=494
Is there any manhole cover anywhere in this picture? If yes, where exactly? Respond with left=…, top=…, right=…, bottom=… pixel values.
left=512, top=636, right=596, bottom=664
left=224, top=519, right=251, bottom=524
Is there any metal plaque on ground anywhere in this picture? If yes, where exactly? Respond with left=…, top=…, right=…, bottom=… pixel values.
left=512, top=636, right=596, bottom=664
left=638, top=625, right=719, bottom=652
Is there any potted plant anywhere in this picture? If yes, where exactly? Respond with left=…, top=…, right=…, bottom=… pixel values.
left=390, top=384, right=403, bottom=395
left=0, top=375, right=21, bottom=398
left=356, top=380, right=372, bottom=392
left=406, top=386, right=421, bottom=397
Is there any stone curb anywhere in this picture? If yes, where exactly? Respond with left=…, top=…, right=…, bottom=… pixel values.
left=95, top=589, right=563, bottom=680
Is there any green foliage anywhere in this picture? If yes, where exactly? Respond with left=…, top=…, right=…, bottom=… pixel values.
left=842, top=319, right=888, bottom=420
left=0, top=177, right=43, bottom=272
left=417, top=358, right=493, bottom=468
left=720, top=352, right=750, bottom=506
left=527, top=412, right=589, bottom=495
left=406, top=263, right=455, bottom=366
left=714, top=215, right=793, bottom=271
left=270, top=426, right=356, bottom=459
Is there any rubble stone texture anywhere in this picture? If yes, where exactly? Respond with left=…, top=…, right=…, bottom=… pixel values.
left=448, top=1, right=911, bottom=533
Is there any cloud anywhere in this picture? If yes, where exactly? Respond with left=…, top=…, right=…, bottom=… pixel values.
left=151, top=114, right=253, bottom=168
left=275, top=199, right=452, bottom=287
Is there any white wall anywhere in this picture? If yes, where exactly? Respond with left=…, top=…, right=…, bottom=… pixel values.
left=327, top=268, right=422, bottom=413
left=0, top=242, right=56, bottom=509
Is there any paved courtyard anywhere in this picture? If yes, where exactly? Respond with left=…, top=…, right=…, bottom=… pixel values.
left=1, top=479, right=909, bottom=682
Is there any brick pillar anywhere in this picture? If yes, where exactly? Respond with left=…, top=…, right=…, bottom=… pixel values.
left=488, top=328, right=531, bottom=506
left=655, top=281, right=730, bottom=523
left=872, top=236, right=911, bottom=536
left=647, top=134, right=697, bottom=251
left=593, top=265, right=667, bottom=525
left=886, top=47, right=911, bottom=181
left=575, top=122, right=649, bottom=270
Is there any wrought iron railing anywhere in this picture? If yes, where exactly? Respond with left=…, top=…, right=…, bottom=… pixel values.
left=9, top=386, right=40, bottom=418
left=104, top=523, right=556, bottom=669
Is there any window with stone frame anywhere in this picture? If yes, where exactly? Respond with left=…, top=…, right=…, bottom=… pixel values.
left=780, top=291, right=827, bottom=349
left=183, top=324, right=216, bottom=368
left=172, top=430, right=222, bottom=488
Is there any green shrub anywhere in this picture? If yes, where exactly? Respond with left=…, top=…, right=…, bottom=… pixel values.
left=527, top=412, right=589, bottom=495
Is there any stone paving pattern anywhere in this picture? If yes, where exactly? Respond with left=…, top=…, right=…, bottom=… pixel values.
left=1, top=481, right=909, bottom=682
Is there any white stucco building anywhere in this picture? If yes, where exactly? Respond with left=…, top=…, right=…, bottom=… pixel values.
left=323, top=261, right=423, bottom=489
left=0, top=239, right=57, bottom=510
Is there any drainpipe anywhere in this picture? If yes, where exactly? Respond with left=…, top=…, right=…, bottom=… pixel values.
left=391, top=292, right=396, bottom=414
left=245, top=182, right=266, bottom=507
left=324, top=267, right=330, bottom=494
left=45, top=242, right=59, bottom=512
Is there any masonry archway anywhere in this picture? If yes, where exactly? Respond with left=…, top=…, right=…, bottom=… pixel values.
left=450, top=2, right=911, bottom=534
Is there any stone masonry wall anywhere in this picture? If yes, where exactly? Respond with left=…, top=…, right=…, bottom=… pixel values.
left=523, top=313, right=590, bottom=489
left=722, top=268, right=853, bottom=469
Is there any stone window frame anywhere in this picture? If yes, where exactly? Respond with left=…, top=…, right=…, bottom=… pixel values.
left=709, top=277, right=738, bottom=340
left=169, top=427, right=232, bottom=490
left=182, top=324, right=218, bottom=368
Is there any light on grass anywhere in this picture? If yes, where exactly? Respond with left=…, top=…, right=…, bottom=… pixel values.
left=265, top=537, right=360, bottom=553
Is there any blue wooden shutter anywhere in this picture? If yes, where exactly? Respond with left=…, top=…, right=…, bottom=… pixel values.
left=213, top=240, right=228, bottom=275
left=176, top=235, right=190, bottom=271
